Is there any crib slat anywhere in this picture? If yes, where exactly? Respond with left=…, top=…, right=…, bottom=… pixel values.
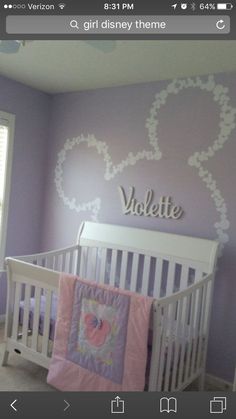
left=77, top=246, right=82, bottom=275
left=141, top=255, right=151, bottom=296
left=130, top=253, right=139, bottom=292
left=75, top=248, right=81, bottom=275
left=177, top=294, right=189, bottom=389
left=196, top=281, right=208, bottom=371
left=179, top=264, right=190, bottom=340
left=119, top=251, right=128, bottom=289
left=148, top=302, right=162, bottom=391
left=85, top=247, right=91, bottom=279
left=74, top=247, right=80, bottom=276
left=93, top=248, right=101, bottom=282
left=99, top=248, right=107, bottom=284
left=164, top=301, right=176, bottom=391
left=79, top=247, right=88, bottom=278
left=52, top=255, right=57, bottom=271
left=166, top=261, right=176, bottom=296
left=36, top=256, right=43, bottom=267
left=170, top=298, right=183, bottom=390
left=59, top=254, right=63, bottom=271
left=179, top=265, right=189, bottom=291
left=92, top=247, right=98, bottom=280
left=153, top=258, right=163, bottom=298
left=190, top=286, right=203, bottom=376
left=61, top=253, right=66, bottom=272
left=184, top=289, right=197, bottom=382
left=202, top=274, right=211, bottom=337
left=87, top=247, right=98, bottom=281
left=180, top=291, right=192, bottom=384
left=53, top=255, right=59, bottom=271
left=22, top=284, right=31, bottom=346
left=196, top=271, right=210, bottom=369
left=109, top=250, right=118, bottom=287
left=12, top=282, right=22, bottom=340
left=47, top=255, right=54, bottom=269
left=58, top=254, right=63, bottom=272
left=195, top=268, right=203, bottom=283
left=31, top=287, right=42, bottom=351
left=45, top=255, right=53, bottom=270
left=42, top=290, right=52, bottom=356
left=63, top=252, right=70, bottom=273
left=156, top=304, right=169, bottom=390
left=83, top=247, right=89, bottom=277
left=68, top=249, right=75, bottom=274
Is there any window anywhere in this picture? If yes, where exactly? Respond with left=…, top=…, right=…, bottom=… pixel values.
left=0, top=126, right=8, bottom=215
left=0, top=111, right=15, bottom=269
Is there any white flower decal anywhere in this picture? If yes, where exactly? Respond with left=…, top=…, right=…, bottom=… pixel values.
left=55, top=75, right=236, bottom=252
left=55, top=132, right=162, bottom=221
left=146, top=75, right=236, bottom=253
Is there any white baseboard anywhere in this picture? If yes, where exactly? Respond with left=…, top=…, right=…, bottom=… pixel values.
left=0, top=314, right=5, bottom=324
left=206, top=373, right=233, bottom=391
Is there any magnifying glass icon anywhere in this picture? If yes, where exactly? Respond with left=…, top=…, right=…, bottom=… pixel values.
left=70, top=20, right=79, bottom=30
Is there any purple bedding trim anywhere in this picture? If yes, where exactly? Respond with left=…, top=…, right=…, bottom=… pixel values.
left=19, top=294, right=58, bottom=341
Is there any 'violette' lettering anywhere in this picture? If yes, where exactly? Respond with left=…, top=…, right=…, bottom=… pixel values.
left=118, top=186, right=184, bottom=219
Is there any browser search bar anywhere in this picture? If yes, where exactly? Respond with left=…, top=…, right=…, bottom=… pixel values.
left=6, top=15, right=230, bottom=35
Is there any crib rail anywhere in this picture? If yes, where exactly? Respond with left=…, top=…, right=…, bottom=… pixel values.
left=2, top=256, right=215, bottom=391
left=11, top=244, right=79, bottom=274
left=2, top=223, right=218, bottom=391
left=149, top=272, right=214, bottom=391
left=79, top=222, right=218, bottom=273
left=3, top=259, right=60, bottom=369
left=77, top=245, right=209, bottom=299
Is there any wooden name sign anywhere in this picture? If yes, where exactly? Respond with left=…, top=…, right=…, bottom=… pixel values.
left=118, top=186, right=184, bottom=219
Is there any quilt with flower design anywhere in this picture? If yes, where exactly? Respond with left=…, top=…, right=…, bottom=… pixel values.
left=47, top=274, right=153, bottom=391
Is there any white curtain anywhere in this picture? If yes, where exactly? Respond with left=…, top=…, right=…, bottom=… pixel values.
left=0, top=124, right=8, bottom=220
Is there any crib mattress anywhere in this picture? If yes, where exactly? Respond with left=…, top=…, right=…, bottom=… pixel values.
left=19, top=294, right=58, bottom=341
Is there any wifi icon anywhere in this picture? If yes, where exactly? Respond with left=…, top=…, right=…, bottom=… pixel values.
left=58, top=3, right=66, bottom=9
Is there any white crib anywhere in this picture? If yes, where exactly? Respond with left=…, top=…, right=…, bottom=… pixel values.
left=2, top=222, right=219, bottom=391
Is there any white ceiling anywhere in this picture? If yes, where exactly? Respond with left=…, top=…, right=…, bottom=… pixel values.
left=0, top=40, right=236, bottom=94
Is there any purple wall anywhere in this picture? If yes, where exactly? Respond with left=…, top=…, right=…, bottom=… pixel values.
left=0, top=71, right=235, bottom=383
left=0, top=75, right=51, bottom=314
left=41, top=74, right=236, bottom=382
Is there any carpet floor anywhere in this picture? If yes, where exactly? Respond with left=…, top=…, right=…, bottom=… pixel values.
left=0, top=325, right=222, bottom=392
left=0, top=325, right=53, bottom=391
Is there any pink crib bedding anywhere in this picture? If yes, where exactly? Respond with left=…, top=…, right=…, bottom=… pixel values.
left=47, top=274, right=154, bottom=391
left=19, top=290, right=200, bottom=391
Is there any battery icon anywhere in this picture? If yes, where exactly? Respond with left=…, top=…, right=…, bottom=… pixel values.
left=217, top=3, right=233, bottom=9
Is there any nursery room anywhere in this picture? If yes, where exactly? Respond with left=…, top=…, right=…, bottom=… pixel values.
left=0, top=40, right=235, bottom=393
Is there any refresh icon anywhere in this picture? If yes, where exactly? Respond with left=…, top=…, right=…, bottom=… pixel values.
left=216, top=19, right=226, bottom=30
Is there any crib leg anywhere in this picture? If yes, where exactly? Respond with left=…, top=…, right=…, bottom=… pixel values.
left=2, top=347, right=9, bottom=366
left=233, top=367, right=236, bottom=391
left=197, top=371, right=205, bottom=391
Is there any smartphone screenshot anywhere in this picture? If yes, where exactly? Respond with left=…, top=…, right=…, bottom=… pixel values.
left=0, top=0, right=235, bottom=417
